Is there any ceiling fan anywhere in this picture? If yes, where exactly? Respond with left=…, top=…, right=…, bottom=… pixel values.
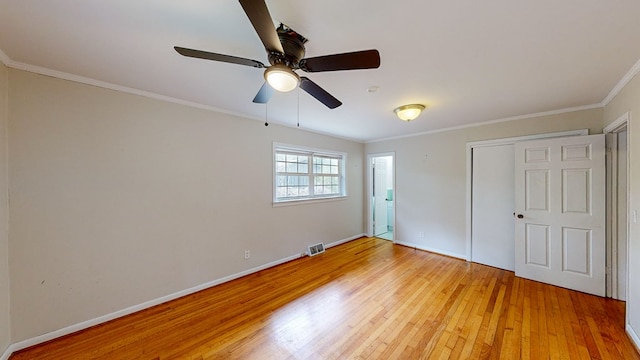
left=174, top=0, right=380, bottom=109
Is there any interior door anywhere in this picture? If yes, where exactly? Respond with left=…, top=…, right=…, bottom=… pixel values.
left=514, top=134, right=605, bottom=296
left=471, top=144, right=515, bottom=271
left=373, top=157, right=388, bottom=236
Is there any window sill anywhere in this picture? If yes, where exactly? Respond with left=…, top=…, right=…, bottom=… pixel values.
left=273, top=196, right=347, bottom=207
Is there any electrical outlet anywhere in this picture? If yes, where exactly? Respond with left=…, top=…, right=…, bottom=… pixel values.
left=419, top=231, right=425, bottom=238
left=244, top=250, right=250, bottom=259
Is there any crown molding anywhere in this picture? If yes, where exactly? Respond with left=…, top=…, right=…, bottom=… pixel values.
left=9, top=59, right=244, bottom=114
left=366, top=103, right=602, bottom=143
left=2, top=53, right=365, bottom=143
left=602, top=57, right=640, bottom=107
left=2, top=45, right=637, bottom=144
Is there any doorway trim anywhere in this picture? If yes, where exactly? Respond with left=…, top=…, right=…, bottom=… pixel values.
left=367, top=152, right=396, bottom=239
left=604, top=111, right=630, bottom=300
left=465, top=129, right=589, bottom=262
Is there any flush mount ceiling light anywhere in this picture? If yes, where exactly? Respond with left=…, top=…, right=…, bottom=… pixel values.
left=394, top=104, right=426, bottom=122
left=264, top=64, right=300, bottom=92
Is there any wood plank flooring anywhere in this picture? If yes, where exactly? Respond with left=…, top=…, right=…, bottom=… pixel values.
left=11, top=237, right=640, bottom=359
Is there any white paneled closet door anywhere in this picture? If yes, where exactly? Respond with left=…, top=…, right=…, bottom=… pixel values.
left=514, top=134, right=605, bottom=296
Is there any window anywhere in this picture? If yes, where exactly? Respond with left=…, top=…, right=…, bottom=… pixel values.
left=274, top=144, right=346, bottom=203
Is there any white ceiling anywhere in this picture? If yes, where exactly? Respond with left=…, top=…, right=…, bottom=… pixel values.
left=1, top=0, right=639, bottom=142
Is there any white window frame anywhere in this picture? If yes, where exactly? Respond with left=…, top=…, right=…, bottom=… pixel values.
left=273, top=143, right=347, bottom=205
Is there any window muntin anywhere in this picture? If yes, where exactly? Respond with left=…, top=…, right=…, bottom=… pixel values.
left=274, top=145, right=346, bottom=203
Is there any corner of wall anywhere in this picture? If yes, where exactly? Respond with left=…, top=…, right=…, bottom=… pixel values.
left=0, top=60, right=11, bottom=358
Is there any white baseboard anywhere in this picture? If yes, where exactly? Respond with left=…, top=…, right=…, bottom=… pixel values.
left=394, top=240, right=467, bottom=261
left=326, top=234, right=365, bottom=249
left=628, top=323, right=640, bottom=354
left=1, top=345, right=12, bottom=360
left=7, top=234, right=363, bottom=356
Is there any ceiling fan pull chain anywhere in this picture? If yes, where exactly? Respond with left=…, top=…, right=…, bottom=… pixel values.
left=297, top=88, right=300, bottom=127
left=264, top=101, right=269, bottom=127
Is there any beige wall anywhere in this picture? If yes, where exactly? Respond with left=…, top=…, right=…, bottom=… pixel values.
left=0, top=63, right=10, bottom=353
left=7, top=69, right=365, bottom=341
left=365, top=109, right=603, bottom=258
left=604, top=72, right=640, bottom=346
left=4, top=61, right=636, bottom=349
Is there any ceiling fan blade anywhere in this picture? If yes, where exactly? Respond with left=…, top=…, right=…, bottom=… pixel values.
left=299, top=77, right=342, bottom=109
left=174, top=46, right=265, bottom=68
left=239, top=0, right=285, bottom=54
left=252, top=82, right=275, bottom=103
left=299, top=49, right=380, bottom=72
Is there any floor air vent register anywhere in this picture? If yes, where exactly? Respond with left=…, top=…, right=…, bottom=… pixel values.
left=307, top=243, right=325, bottom=256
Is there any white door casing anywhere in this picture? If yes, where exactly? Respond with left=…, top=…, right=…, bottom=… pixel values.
left=514, top=134, right=605, bottom=296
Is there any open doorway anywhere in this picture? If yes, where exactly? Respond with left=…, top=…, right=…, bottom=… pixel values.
left=368, top=153, right=395, bottom=241
left=605, top=112, right=629, bottom=300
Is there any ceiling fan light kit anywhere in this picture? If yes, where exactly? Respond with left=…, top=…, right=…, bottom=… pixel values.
left=394, top=104, right=426, bottom=122
left=174, top=0, right=380, bottom=109
left=264, top=64, right=299, bottom=92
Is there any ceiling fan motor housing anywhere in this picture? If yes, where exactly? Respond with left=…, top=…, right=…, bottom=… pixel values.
left=274, top=23, right=307, bottom=67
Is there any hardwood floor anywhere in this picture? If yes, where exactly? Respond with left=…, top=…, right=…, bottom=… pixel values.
left=11, top=237, right=640, bottom=359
